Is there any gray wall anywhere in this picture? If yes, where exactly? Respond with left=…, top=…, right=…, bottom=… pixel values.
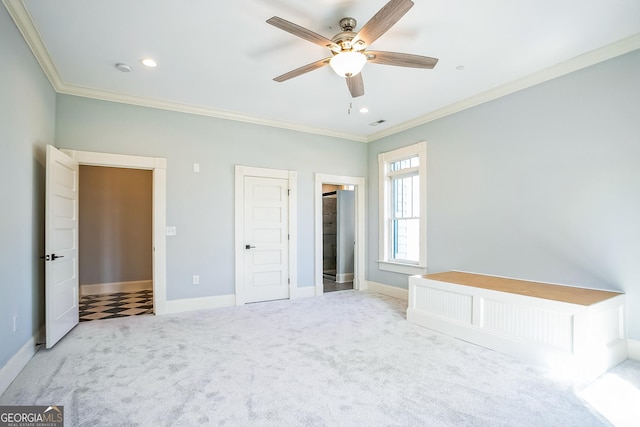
left=0, top=6, right=56, bottom=367
left=367, top=50, right=640, bottom=340
left=55, top=94, right=368, bottom=300
left=79, top=166, right=153, bottom=286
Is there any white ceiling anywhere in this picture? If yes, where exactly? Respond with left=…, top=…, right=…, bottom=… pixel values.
left=6, top=0, right=640, bottom=141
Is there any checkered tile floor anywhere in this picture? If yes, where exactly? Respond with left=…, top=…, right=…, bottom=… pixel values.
left=79, top=290, right=153, bottom=322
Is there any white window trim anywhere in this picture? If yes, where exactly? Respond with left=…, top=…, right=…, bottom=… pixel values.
left=378, top=141, right=427, bottom=275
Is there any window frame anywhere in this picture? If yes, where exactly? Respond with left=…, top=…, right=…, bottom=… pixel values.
left=378, top=141, right=427, bottom=275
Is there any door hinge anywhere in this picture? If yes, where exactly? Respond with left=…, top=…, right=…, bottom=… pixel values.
left=288, top=278, right=290, bottom=284
left=288, top=189, right=291, bottom=196
left=288, top=234, right=290, bottom=240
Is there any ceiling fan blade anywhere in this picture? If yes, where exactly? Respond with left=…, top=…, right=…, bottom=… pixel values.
left=273, top=57, right=332, bottom=82
left=353, top=0, right=414, bottom=47
left=267, top=16, right=340, bottom=51
left=346, top=73, right=364, bottom=98
left=366, top=50, right=438, bottom=68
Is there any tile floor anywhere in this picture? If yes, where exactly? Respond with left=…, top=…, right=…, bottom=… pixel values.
left=79, top=290, right=153, bottom=322
left=323, top=278, right=354, bottom=293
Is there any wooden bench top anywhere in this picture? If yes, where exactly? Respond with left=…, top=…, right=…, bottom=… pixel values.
left=420, top=271, right=622, bottom=306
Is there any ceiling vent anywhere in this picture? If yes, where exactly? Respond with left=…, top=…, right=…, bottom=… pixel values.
left=369, top=119, right=386, bottom=126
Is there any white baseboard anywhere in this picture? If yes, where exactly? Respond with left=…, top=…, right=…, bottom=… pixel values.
left=628, top=339, right=640, bottom=361
left=336, top=273, right=354, bottom=284
left=81, top=280, right=152, bottom=296
left=366, top=281, right=408, bottom=301
left=0, top=334, right=39, bottom=396
left=168, top=288, right=317, bottom=312
left=292, top=286, right=316, bottom=299
left=165, top=294, right=235, bottom=314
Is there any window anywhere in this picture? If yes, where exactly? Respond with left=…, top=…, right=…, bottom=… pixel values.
left=378, top=142, right=426, bottom=274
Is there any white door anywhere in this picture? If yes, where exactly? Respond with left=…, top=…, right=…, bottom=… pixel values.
left=243, top=176, right=289, bottom=303
left=45, top=145, right=79, bottom=348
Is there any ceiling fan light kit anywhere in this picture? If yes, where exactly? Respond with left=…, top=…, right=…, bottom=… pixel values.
left=329, top=51, right=367, bottom=77
left=267, top=0, right=438, bottom=98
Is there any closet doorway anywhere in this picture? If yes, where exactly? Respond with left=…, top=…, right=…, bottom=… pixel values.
left=78, top=166, right=153, bottom=322
left=314, top=173, right=366, bottom=296
left=322, top=185, right=355, bottom=292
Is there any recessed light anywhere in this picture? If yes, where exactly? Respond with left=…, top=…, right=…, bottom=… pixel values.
left=359, top=107, right=369, bottom=113
left=142, top=58, right=157, bottom=67
left=115, top=63, right=132, bottom=72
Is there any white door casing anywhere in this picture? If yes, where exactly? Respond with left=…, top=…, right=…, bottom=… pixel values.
left=62, top=149, right=167, bottom=315
left=45, top=145, right=79, bottom=348
left=314, top=173, right=366, bottom=296
left=235, top=166, right=297, bottom=305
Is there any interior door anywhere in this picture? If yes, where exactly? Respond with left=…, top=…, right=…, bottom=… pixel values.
left=244, top=176, right=289, bottom=303
left=45, top=145, right=79, bottom=348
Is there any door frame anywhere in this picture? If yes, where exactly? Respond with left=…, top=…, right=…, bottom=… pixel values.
left=314, top=173, right=366, bottom=296
left=62, top=149, right=168, bottom=314
left=235, top=165, right=297, bottom=305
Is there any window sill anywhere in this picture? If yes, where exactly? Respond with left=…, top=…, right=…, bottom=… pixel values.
left=377, top=261, right=427, bottom=275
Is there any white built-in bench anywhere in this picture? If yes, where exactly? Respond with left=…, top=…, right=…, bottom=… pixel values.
left=408, top=271, right=627, bottom=378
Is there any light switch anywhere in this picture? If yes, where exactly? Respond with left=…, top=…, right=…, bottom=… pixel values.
left=166, top=226, right=177, bottom=236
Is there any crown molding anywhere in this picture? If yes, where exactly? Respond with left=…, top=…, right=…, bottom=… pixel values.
left=56, top=83, right=368, bottom=142
left=366, top=32, right=640, bottom=142
left=5, top=0, right=638, bottom=144
left=2, top=0, right=63, bottom=90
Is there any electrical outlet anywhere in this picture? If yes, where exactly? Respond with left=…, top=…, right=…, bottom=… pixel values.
left=166, top=226, right=177, bottom=236
left=12, top=315, right=17, bottom=332
left=192, top=275, right=200, bottom=285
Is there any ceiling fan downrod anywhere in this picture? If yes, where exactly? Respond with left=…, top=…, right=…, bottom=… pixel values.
left=339, top=17, right=357, bottom=32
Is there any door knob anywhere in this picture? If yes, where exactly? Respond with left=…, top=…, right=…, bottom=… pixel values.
left=245, top=245, right=256, bottom=250
left=51, top=254, right=64, bottom=260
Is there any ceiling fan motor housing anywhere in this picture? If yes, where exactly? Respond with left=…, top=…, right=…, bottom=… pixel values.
left=332, top=18, right=365, bottom=53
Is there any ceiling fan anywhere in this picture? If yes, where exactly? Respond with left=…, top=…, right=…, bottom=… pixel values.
left=266, top=0, right=438, bottom=98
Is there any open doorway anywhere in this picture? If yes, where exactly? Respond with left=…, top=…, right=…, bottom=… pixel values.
left=314, top=173, right=366, bottom=296
left=62, top=148, right=168, bottom=316
left=322, top=185, right=355, bottom=292
left=78, top=166, right=153, bottom=322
